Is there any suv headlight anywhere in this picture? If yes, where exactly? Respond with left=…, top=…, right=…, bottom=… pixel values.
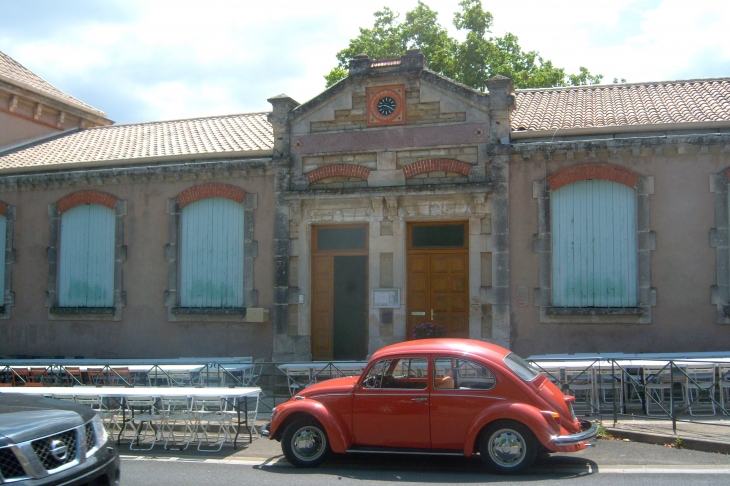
left=91, top=414, right=108, bottom=447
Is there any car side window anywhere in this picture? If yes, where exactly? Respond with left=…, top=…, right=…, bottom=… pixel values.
left=362, top=357, right=428, bottom=389
left=434, top=357, right=496, bottom=390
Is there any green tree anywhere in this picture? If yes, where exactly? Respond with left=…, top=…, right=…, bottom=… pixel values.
left=325, top=0, right=607, bottom=90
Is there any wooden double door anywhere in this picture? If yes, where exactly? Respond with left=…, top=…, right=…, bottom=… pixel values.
left=407, top=222, right=469, bottom=339
left=311, top=226, right=369, bottom=361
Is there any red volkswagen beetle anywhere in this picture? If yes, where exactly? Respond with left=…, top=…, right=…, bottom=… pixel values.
left=265, top=339, right=597, bottom=474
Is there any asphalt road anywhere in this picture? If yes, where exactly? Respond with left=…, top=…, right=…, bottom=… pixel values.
left=121, top=440, right=730, bottom=485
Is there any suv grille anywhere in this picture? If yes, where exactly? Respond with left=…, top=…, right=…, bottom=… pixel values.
left=85, top=422, right=96, bottom=451
left=31, top=429, right=77, bottom=470
left=0, top=447, right=25, bottom=481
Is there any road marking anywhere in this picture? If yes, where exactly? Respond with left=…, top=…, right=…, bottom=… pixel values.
left=120, top=456, right=730, bottom=473
left=119, top=455, right=291, bottom=467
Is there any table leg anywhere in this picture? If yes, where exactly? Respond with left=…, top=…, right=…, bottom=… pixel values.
left=234, top=398, right=240, bottom=449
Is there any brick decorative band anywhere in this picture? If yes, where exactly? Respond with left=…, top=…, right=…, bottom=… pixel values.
left=177, top=183, right=246, bottom=208
left=546, top=163, right=641, bottom=191
left=401, top=159, right=473, bottom=179
left=0, top=202, right=7, bottom=217
left=57, top=191, right=118, bottom=213
left=307, top=164, right=371, bottom=184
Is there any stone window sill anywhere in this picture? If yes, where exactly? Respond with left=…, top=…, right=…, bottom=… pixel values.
left=546, top=307, right=643, bottom=316
left=172, top=307, right=247, bottom=316
left=50, top=307, right=116, bottom=320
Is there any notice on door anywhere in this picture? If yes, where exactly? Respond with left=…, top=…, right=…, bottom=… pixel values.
left=372, top=288, right=401, bottom=308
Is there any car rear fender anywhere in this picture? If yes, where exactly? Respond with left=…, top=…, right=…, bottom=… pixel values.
left=271, top=400, right=351, bottom=453
left=462, top=402, right=557, bottom=456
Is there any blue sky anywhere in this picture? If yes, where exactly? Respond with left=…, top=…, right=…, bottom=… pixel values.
left=1, top=0, right=728, bottom=124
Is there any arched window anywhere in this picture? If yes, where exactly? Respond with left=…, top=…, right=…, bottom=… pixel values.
left=180, top=197, right=244, bottom=308
left=551, top=179, right=637, bottom=307
left=59, top=203, right=115, bottom=307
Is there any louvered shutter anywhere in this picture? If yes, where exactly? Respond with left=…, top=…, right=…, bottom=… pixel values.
left=59, top=204, right=115, bottom=307
left=180, top=197, right=244, bottom=307
left=551, top=180, right=637, bottom=307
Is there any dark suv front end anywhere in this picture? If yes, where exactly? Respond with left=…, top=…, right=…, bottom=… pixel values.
left=0, top=394, right=119, bottom=485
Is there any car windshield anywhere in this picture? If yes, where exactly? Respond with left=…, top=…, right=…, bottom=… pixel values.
left=503, top=353, right=541, bottom=382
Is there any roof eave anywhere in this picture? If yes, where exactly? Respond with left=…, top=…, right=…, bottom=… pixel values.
left=0, top=149, right=274, bottom=176
left=0, top=72, right=108, bottom=119
left=510, top=120, right=730, bottom=140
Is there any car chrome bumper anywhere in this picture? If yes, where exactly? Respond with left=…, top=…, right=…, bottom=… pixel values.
left=551, top=419, right=598, bottom=446
left=261, top=421, right=271, bottom=437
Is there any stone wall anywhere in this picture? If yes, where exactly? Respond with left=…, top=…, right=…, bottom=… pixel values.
left=0, top=158, right=277, bottom=359
left=505, top=134, right=730, bottom=357
left=309, top=87, right=466, bottom=133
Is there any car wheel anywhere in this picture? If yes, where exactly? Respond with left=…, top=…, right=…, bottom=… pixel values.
left=479, top=420, right=537, bottom=475
left=281, top=417, right=330, bottom=468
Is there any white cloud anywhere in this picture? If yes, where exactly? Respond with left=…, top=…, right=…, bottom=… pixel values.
left=1, top=0, right=728, bottom=123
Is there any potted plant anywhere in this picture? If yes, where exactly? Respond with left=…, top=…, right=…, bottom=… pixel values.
left=412, top=321, right=446, bottom=340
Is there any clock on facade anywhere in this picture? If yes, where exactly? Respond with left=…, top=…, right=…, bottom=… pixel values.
left=367, top=85, right=406, bottom=127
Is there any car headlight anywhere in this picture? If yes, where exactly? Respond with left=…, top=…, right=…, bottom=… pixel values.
left=91, top=413, right=108, bottom=447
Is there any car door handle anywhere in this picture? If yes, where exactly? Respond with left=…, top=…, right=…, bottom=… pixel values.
left=411, top=397, right=428, bottom=402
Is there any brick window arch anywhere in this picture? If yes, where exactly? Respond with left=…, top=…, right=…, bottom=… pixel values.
left=177, top=183, right=246, bottom=208
left=56, top=190, right=119, bottom=213
left=401, top=159, right=473, bottom=179
left=306, top=164, right=370, bottom=184
left=546, top=163, right=640, bottom=191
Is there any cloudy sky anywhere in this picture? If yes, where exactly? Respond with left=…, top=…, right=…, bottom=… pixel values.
left=1, top=0, right=728, bottom=124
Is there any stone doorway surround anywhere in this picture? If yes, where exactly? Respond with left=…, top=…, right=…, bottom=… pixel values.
left=273, top=188, right=508, bottom=361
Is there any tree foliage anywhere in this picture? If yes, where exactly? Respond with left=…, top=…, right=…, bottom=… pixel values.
left=325, top=0, right=606, bottom=90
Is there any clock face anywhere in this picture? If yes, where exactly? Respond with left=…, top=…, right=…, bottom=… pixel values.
left=367, top=85, right=406, bottom=126
left=377, top=96, right=397, bottom=116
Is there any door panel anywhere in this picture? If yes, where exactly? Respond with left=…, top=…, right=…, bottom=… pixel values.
left=430, top=357, right=498, bottom=450
left=408, top=252, right=469, bottom=339
left=311, top=256, right=334, bottom=360
left=333, top=256, right=368, bottom=360
left=353, top=357, right=431, bottom=448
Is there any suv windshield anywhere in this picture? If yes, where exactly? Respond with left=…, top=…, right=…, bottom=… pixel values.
left=503, top=353, right=540, bottom=382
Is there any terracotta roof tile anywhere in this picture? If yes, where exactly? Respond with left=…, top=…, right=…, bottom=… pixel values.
left=0, top=112, right=273, bottom=171
left=0, top=50, right=105, bottom=117
left=511, top=78, right=730, bottom=132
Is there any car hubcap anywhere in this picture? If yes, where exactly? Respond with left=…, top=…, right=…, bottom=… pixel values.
left=291, top=426, right=326, bottom=461
left=488, top=429, right=526, bottom=467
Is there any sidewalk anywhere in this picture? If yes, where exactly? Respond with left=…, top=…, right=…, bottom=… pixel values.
left=599, top=414, right=730, bottom=454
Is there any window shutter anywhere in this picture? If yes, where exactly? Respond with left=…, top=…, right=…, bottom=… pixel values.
left=0, top=214, right=6, bottom=300
left=551, top=179, right=637, bottom=307
left=180, top=197, right=244, bottom=307
left=59, top=204, right=115, bottom=307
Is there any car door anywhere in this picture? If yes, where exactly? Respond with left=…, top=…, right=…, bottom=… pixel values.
left=351, top=356, right=431, bottom=448
left=430, top=356, right=498, bottom=450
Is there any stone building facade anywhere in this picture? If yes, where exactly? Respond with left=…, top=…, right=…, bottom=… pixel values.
left=0, top=113, right=277, bottom=359
left=270, top=51, right=516, bottom=360
left=1, top=47, right=730, bottom=360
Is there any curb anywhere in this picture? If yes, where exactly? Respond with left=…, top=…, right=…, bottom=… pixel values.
left=605, top=428, right=730, bottom=455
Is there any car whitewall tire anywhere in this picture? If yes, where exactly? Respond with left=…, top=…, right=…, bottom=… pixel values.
left=281, top=417, right=330, bottom=468
left=480, top=420, right=537, bottom=474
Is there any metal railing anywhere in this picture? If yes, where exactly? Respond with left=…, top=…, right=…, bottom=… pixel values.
left=0, top=359, right=368, bottom=415
left=529, top=358, right=730, bottom=433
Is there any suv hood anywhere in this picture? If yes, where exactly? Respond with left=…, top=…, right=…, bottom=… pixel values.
left=0, top=394, right=90, bottom=446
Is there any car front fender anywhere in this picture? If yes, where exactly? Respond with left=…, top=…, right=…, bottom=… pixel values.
left=462, top=402, right=559, bottom=456
left=270, top=399, right=351, bottom=453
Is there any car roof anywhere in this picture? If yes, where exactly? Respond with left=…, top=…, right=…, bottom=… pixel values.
left=370, top=338, right=511, bottom=363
